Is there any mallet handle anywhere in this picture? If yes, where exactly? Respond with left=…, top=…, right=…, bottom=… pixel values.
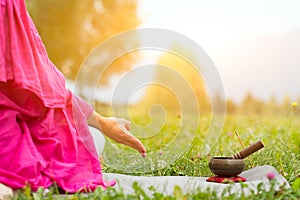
left=231, top=140, right=264, bottom=159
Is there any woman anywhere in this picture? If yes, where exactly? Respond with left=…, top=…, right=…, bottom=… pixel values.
left=0, top=0, right=146, bottom=193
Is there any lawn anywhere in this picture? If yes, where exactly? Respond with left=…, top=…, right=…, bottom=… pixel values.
left=12, top=114, right=300, bottom=199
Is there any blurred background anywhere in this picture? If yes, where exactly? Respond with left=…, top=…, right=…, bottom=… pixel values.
left=26, top=0, right=300, bottom=116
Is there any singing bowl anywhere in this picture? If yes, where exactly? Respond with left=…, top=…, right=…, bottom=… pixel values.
left=209, top=157, right=245, bottom=177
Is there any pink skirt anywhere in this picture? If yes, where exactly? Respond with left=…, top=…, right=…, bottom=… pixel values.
left=0, top=0, right=115, bottom=192
left=0, top=84, right=115, bottom=193
left=0, top=83, right=116, bottom=192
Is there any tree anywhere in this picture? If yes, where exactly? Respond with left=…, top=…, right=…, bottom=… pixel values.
left=280, top=95, right=292, bottom=114
left=26, top=0, right=140, bottom=80
left=266, top=95, right=279, bottom=115
left=139, top=44, right=210, bottom=114
left=226, top=99, right=237, bottom=114
left=239, top=92, right=264, bottom=115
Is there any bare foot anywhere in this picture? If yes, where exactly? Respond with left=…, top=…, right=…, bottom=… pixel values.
left=88, top=112, right=146, bottom=157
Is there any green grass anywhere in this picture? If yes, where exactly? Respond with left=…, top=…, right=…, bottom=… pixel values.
left=11, top=114, right=300, bottom=199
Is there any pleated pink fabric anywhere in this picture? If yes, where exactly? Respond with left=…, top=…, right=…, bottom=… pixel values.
left=0, top=0, right=115, bottom=192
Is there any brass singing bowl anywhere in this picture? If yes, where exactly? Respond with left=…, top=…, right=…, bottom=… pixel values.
left=209, top=157, right=245, bottom=177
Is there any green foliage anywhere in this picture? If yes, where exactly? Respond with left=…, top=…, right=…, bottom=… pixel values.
left=11, top=180, right=300, bottom=200
left=26, top=0, right=140, bottom=80
left=292, top=178, right=300, bottom=193
left=11, top=115, right=300, bottom=199
left=173, top=185, right=183, bottom=200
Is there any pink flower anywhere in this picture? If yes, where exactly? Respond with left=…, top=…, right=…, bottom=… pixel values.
left=267, top=172, right=275, bottom=180
left=159, top=151, right=163, bottom=156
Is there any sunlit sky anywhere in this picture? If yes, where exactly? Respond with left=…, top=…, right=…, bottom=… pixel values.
left=137, top=0, right=300, bottom=102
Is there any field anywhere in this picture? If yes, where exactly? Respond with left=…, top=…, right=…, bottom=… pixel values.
left=12, top=114, right=300, bottom=199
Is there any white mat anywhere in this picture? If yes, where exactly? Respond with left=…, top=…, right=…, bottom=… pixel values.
left=103, top=165, right=290, bottom=196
